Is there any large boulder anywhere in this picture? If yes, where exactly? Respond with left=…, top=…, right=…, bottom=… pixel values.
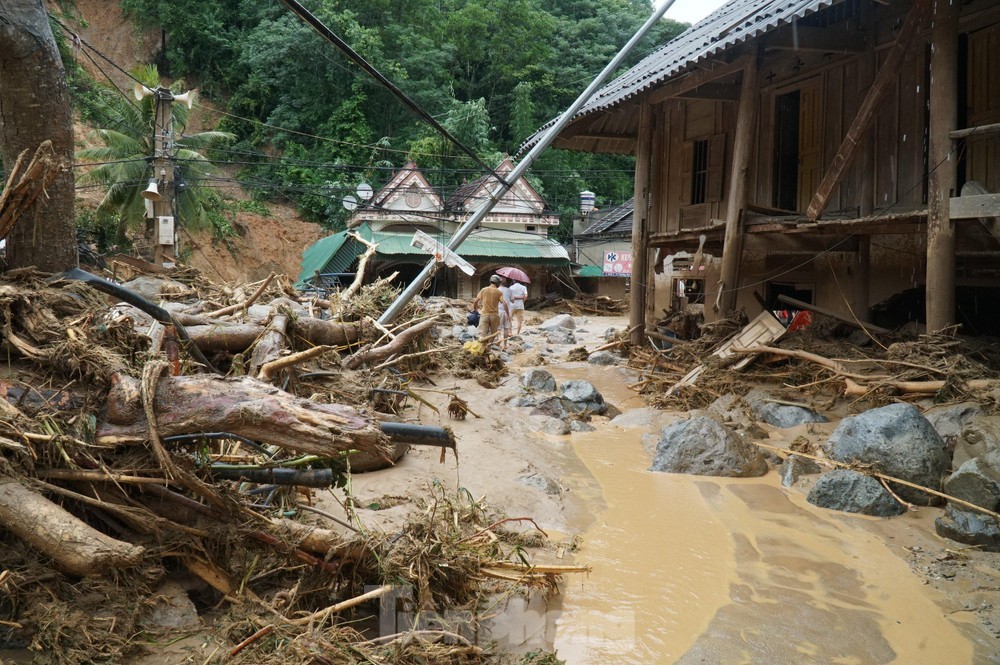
left=538, top=314, right=575, bottom=331
left=823, top=403, right=949, bottom=505
left=935, top=505, right=1000, bottom=551
left=943, top=449, right=1000, bottom=511
left=520, top=368, right=557, bottom=392
left=807, top=469, right=906, bottom=517
left=560, top=380, right=607, bottom=415
left=650, top=416, right=767, bottom=477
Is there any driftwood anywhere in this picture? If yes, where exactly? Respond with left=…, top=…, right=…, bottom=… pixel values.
left=342, top=317, right=438, bottom=370
left=338, top=233, right=379, bottom=304
left=0, top=476, right=145, bottom=576
left=731, top=344, right=883, bottom=381
left=186, top=319, right=360, bottom=352
left=843, top=377, right=1000, bottom=396
left=249, top=313, right=289, bottom=376
left=96, top=373, right=388, bottom=458
left=203, top=272, right=276, bottom=318
left=259, top=345, right=335, bottom=380
left=0, top=141, right=64, bottom=238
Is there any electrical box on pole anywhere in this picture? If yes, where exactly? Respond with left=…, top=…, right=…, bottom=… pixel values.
left=151, top=88, right=176, bottom=267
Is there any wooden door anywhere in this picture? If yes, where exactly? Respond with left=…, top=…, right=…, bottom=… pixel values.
left=967, top=24, right=1000, bottom=192
left=796, top=78, right=824, bottom=212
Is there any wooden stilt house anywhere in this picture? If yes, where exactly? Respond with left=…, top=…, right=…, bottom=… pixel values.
left=524, top=0, right=1000, bottom=342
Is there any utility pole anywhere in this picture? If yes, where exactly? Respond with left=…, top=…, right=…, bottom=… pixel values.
left=151, top=88, right=176, bottom=267
left=137, top=84, right=191, bottom=267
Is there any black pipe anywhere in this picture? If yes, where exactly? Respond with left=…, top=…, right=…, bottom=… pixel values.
left=210, top=467, right=335, bottom=488
left=163, top=431, right=271, bottom=456
left=58, top=267, right=220, bottom=374
left=378, top=422, right=455, bottom=448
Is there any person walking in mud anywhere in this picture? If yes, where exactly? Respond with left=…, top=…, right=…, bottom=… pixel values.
left=471, top=275, right=509, bottom=346
left=497, top=276, right=513, bottom=351
left=508, top=277, right=527, bottom=336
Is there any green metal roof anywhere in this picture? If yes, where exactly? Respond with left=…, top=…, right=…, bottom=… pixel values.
left=576, top=265, right=604, bottom=277
left=298, top=224, right=569, bottom=287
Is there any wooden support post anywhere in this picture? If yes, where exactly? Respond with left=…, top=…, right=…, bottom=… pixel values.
left=805, top=0, right=931, bottom=221
left=853, top=0, right=876, bottom=321
left=926, top=0, right=959, bottom=331
left=717, top=54, right=759, bottom=314
left=630, top=101, right=653, bottom=347
left=853, top=235, right=871, bottom=319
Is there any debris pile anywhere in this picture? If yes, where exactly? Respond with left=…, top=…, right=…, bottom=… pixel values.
left=0, top=264, right=570, bottom=663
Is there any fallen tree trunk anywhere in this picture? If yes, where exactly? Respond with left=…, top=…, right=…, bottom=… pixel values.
left=249, top=313, right=288, bottom=376
left=342, top=317, right=438, bottom=370
left=843, top=377, right=1000, bottom=396
left=96, top=373, right=388, bottom=458
left=0, top=476, right=144, bottom=576
left=186, top=319, right=361, bottom=352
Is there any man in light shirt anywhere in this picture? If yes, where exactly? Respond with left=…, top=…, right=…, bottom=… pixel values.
left=508, top=279, right=527, bottom=336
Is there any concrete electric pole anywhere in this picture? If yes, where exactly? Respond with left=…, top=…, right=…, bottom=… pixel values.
left=137, top=84, right=192, bottom=267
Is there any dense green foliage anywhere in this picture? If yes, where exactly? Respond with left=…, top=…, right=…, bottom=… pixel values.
left=115, top=0, right=686, bottom=239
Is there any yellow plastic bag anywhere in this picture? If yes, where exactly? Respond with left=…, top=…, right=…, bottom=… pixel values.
left=463, top=339, right=485, bottom=355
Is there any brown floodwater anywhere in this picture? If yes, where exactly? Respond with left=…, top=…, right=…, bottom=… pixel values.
left=540, top=365, right=985, bottom=665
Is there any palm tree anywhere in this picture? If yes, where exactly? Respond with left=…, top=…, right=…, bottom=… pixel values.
left=75, top=65, right=235, bottom=237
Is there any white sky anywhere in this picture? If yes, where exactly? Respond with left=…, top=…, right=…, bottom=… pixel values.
left=655, top=0, right=728, bottom=25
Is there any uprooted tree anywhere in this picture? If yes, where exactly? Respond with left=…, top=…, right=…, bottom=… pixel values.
left=0, top=0, right=78, bottom=272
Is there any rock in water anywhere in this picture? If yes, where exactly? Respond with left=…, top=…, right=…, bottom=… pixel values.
left=935, top=505, right=1000, bottom=551
left=520, top=368, right=557, bottom=392
left=749, top=398, right=828, bottom=428
left=780, top=454, right=822, bottom=487
left=943, top=450, right=1000, bottom=511
left=587, top=350, right=620, bottom=365
left=538, top=314, right=575, bottom=331
left=807, top=469, right=906, bottom=517
left=560, top=380, right=607, bottom=415
left=546, top=328, right=576, bottom=345
left=650, top=416, right=767, bottom=477
left=823, top=403, right=949, bottom=505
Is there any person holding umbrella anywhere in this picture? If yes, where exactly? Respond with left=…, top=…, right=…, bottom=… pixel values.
left=497, top=267, right=530, bottom=336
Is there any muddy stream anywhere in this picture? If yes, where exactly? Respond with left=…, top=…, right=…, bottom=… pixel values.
left=525, top=365, right=988, bottom=664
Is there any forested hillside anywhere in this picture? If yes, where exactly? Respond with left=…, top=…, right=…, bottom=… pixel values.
left=106, top=0, right=685, bottom=239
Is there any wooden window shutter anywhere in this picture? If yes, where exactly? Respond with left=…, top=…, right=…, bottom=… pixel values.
left=706, top=133, right=726, bottom=203
left=680, top=141, right=694, bottom=205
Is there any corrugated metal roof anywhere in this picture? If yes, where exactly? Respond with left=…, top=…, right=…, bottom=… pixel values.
left=520, top=0, right=845, bottom=152
left=297, top=224, right=569, bottom=286
left=581, top=198, right=634, bottom=236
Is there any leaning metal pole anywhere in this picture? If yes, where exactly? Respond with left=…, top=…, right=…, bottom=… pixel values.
left=378, top=0, right=680, bottom=325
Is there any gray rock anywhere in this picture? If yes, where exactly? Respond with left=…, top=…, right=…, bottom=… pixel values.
left=943, top=450, right=1000, bottom=511
left=706, top=393, right=749, bottom=425
left=924, top=401, right=983, bottom=443
left=520, top=368, right=557, bottom=392
left=532, top=396, right=570, bottom=420
left=780, top=454, right=822, bottom=487
left=956, top=416, right=1000, bottom=469
left=459, top=330, right=475, bottom=342
left=542, top=419, right=571, bottom=436
left=750, top=399, right=828, bottom=429
left=569, top=420, right=596, bottom=433
left=587, top=351, right=620, bottom=366
left=935, top=504, right=1000, bottom=551
left=498, top=351, right=512, bottom=362
left=546, top=328, right=576, bottom=345
left=142, top=581, right=200, bottom=630
left=823, top=403, right=949, bottom=505
left=649, top=416, right=767, bottom=477
left=560, top=380, right=608, bottom=415
left=538, top=314, right=575, bottom=331
left=807, top=470, right=906, bottom=517
left=509, top=395, right=539, bottom=408
left=603, top=327, right=619, bottom=341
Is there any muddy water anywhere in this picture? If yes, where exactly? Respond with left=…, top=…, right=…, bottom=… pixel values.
left=547, top=366, right=981, bottom=664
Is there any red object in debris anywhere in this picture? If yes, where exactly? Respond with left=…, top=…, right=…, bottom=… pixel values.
left=787, top=310, right=813, bottom=332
